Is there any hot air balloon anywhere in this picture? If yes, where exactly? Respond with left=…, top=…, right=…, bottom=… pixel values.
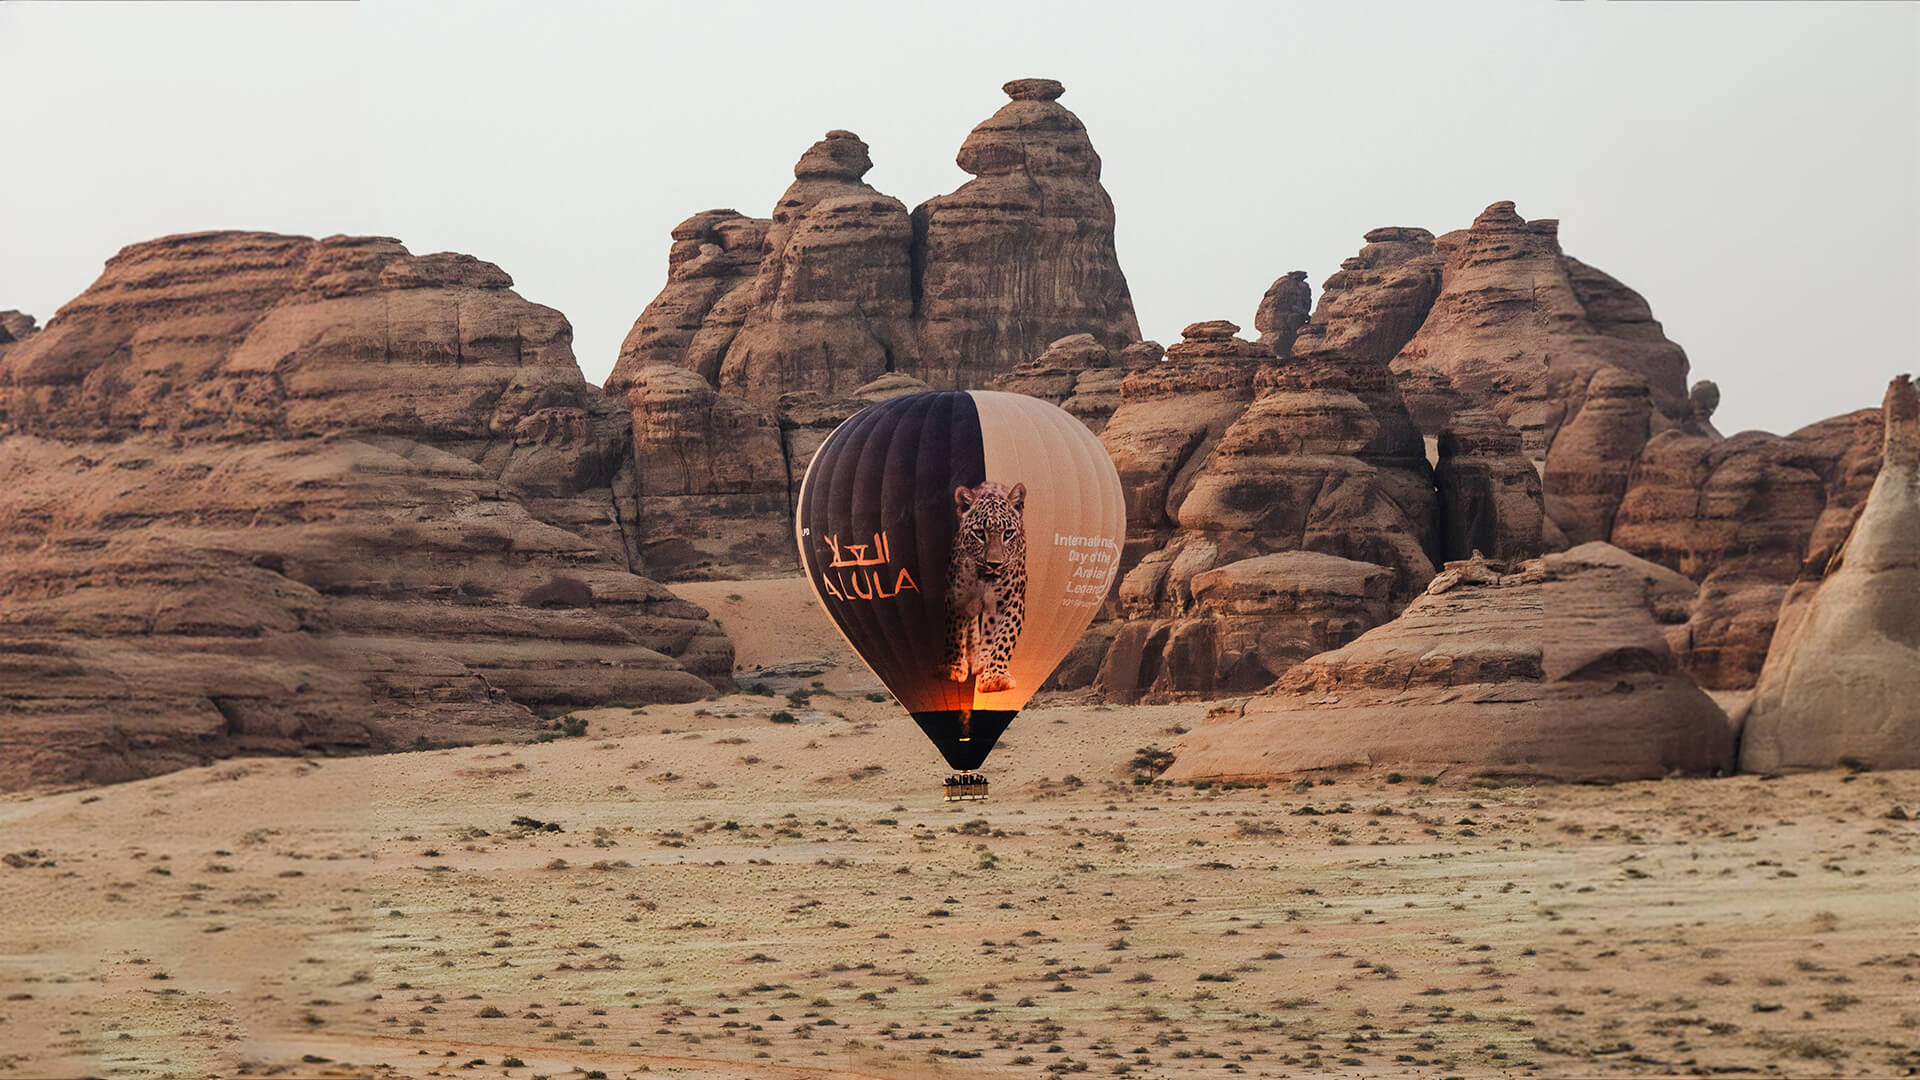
left=795, top=390, right=1126, bottom=800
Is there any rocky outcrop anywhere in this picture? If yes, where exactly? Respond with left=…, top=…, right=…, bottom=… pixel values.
left=0, top=310, right=36, bottom=346
left=711, top=131, right=920, bottom=403
left=1093, top=550, right=1394, bottom=703
left=1541, top=366, right=1654, bottom=544
left=1609, top=409, right=1883, bottom=688
left=1392, top=203, right=1691, bottom=470
left=912, top=78, right=1140, bottom=386
left=1098, top=321, right=1268, bottom=564
left=0, top=233, right=732, bottom=791
left=1687, top=379, right=1723, bottom=439
left=1173, top=341, right=1439, bottom=600
left=1254, top=271, right=1311, bottom=354
left=985, top=333, right=1158, bottom=435
left=1435, top=408, right=1546, bottom=562
left=1290, top=228, right=1443, bottom=375
left=1274, top=203, right=1692, bottom=548
left=1740, top=375, right=1920, bottom=772
left=617, top=79, right=1139, bottom=403
left=1163, top=544, right=1734, bottom=783
left=1081, top=320, right=1440, bottom=702
left=607, top=210, right=769, bottom=392
left=619, top=366, right=930, bottom=581
left=624, top=365, right=791, bottom=580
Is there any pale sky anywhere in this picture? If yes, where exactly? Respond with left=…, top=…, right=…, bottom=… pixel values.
left=2, top=1, right=1914, bottom=436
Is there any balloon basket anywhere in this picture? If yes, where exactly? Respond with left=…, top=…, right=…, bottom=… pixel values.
left=943, top=774, right=989, bottom=802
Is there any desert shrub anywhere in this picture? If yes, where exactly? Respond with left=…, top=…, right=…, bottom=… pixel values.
left=1129, top=747, right=1175, bottom=778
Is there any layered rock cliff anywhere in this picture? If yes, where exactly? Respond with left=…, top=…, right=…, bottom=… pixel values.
left=1608, top=409, right=1882, bottom=689
left=1086, top=320, right=1443, bottom=701
left=0, top=232, right=731, bottom=791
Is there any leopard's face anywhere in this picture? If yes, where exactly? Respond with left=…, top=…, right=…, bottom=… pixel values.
left=954, top=481, right=1027, bottom=583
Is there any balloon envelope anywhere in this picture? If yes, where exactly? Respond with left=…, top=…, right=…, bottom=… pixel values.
left=795, top=391, right=1125, bottom=770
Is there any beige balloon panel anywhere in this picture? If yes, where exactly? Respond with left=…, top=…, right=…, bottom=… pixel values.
left=968, top=391, right=1127, bottom=713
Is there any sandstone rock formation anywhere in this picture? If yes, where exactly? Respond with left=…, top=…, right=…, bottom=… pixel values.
left=608, top=210, right=769, bottom=391
left=1093, top=550, right=1394, bottom=703
left=0, top=310, right=36, bottom=346
left=1253, top=271, right=1311, bottom=354
left=0, top=232, right=732, bottom=791
left=1608, top=408, right=1882, bottom=688
left=1740, top=375, right=1920, bottom=772
left=1098, top=321, right=1268, bottom=563
left=614, top=80, right=1139, bottom=402
left=985, top=333, right=1158, bottom=435
left=1172, top=341, right=1439, bottom=600
left=1081, top=320, right=1441, bottom=701
left=712, top=131, right=919, bottom=402
left=619, top=366, right=930, bottom=581
left=1163, top=544, right=1734, bottom=783
left=1393, top=203, right=1692, bottom=466
left=1435, top=408, right=1546, bottom=562
left=1289, top=227, right=1442, bottom=374
left=1541, top=365, right=1654, bottom=544
left=1280, top=204, right=1695, bottom=548
left=624, top=364, right=791, bottom=580
left=912, top=78, right=1140, bottom=386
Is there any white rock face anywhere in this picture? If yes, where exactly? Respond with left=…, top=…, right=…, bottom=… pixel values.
left=1741, top=374, right=1920, bottom=772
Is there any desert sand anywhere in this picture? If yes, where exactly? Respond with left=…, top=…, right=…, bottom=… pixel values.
left=2, top=577, right=1916, bottom=1079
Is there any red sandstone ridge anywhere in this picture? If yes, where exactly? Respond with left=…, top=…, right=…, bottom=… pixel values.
left=1082, top=320, right=1444, bottom=702
left=1163, top=544, right=1733, bottom=783
left=1273, top=204, right=1692, bottom=547
left=0, top=233, right=731, bottom=792
left=1392, top=203, right=1693, bottom=480
left=608, top=78, right=1138, bottom=402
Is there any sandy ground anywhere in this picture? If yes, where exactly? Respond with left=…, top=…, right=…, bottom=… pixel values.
left=2, top=578, right=1916, bottom=1079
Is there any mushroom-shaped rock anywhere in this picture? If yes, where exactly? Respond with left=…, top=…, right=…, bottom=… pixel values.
left=711, top=131, right=918, bottom=402
left=912, top=78, right=1140, bottom=386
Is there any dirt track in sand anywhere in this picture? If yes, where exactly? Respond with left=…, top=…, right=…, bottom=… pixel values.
left=2, top=578, right=1916, bottom=1079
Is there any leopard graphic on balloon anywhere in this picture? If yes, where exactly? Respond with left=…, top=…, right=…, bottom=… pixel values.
left=796, top=392, right=1125, bottom=800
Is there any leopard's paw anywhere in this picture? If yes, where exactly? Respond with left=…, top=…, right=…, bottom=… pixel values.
left=944, top=663, right=971, bottom=683
left=975, top=673, right=1014, bottom=693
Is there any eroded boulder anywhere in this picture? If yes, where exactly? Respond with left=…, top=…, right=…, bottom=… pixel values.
left=1163, top=544, right=1733, bottom=783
